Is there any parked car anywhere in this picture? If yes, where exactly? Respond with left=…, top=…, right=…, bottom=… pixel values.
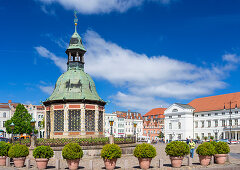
left=219, top=139, right=230, bottom=144
left=230, top=140, right=239, bottom=144
left=0, top=137, right=10, bottom=143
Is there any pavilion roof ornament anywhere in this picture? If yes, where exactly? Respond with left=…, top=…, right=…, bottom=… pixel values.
left=74, top=10, right=78, bottom=33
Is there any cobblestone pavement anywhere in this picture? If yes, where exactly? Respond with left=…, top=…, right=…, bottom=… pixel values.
left=1, top=143, right=240, bottom=170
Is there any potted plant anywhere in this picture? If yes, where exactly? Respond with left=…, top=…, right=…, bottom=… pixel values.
left=101, top=144, right=122, bottom=170
left=196, top=142, right=215, bottom=166
left=204, top=136, right=208, bottom=141
left=33, top=145, right=54, bottom=169
left=62, top=143, right=83, bottom=170
left=214, top=141, right=230, bottom=164
left=0, top=142, right=12, bottom=166
left=165, top=141, right=189, bottom=168
left=134, top=143, right=156, bottom=170
left=8, top=144, right=29, bottom=168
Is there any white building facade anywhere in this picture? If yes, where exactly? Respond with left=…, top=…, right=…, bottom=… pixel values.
left=164, top=93, right=240, bottom=142
left=104, top=111, right=143, bottom=138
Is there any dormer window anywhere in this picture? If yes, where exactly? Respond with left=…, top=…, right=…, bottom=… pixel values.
left=70, top=38, right=79, bottom=44
left=172, top=109, right=178, bottom=112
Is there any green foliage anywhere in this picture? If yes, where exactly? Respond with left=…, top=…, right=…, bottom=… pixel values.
left=8, top=144, right=29, bottom=158
left=134, top=143, right=156, bottom=158
left=215, top=141, right=230, bottom=154
left=33, top=146, right=54, bottom=159
left=0, top=142, right=12, bottom=156
left=210, top=136, right=214, bottom=140
left=210, top=141, right=217, bottom=148
left=158, top=132, right=164, bottom=138
left=101, top=144, right=122, bottom=160
left=62, top=143, right=83, bottom=160
left=165, top=141, right=190, bottom=157
left=196, top=142, right=216, bottom=156
left=5, top=104, right=35, bottom=135
left=197, top=136, right=200, bottom=140
left=204, top=136, right=208, bottom=141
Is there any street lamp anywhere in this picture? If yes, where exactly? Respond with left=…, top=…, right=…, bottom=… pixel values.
left=9, top=122, right=15, bottom=143
left=30, top=118, right=36, bottom=136
left=109, top=118, right=114, bottom=136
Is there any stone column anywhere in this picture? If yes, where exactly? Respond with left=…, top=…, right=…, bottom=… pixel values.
left=235, top=131, right=237, bottom=140
left=95, top=105, right=99, bottom=136
left=81, top=104, right=86, bottom=135
left=50, top=105, right=54, bottom=138
left=63, top=104, right=68, bottom=136
left=223, top=132, right=225, bottom=139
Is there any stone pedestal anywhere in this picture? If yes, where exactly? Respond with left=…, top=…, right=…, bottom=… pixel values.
left=109, top=135, right=114, bottom=144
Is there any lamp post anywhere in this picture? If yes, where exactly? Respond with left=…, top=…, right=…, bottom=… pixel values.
left=30, top=118, right=36, bottom=137
left=225, top=101, right=237, bottom=144
left=133, top=122, right=137, bottom=136
left=9, top=122, right=15, bottom=143
left=109, top=118, right=114, bottom=136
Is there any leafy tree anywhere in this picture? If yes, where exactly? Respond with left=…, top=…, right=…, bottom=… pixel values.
left=158, top=132, right=164, bottom=138
left=196, top=136, right=200, bottom=140
left=5, top=104, right=35, bottom=135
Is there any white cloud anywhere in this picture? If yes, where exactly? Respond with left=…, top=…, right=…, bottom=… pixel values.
left=39, top=85, right=54, bottom=95
left=37, top=0, right=175, bottom=14
left=35, top=30, right=239, bottom=111
left=35, top=46, right=67, bottom=72
left=222, top=54, right=240, bottom=63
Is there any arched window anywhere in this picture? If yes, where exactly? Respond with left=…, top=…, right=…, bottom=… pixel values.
left=178, top=122, right=181, bottom=129
left=172, top=109, right=178, bottom=112
left=3, top=112, right=6, bottom=118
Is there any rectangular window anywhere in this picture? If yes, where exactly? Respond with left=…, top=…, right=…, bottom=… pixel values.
left=201, top=133, right=204, bottom=139
left=235, top=119, right=238, bottom=125
left=201, top=121, right=204, bottom=128
left=98, top=111, right=103, bottom=132
left=144, top=130, right=146, bottom=134
left=208, top=133, right=211, bottom=139
left=229, top=119, right=232, bottom=126
left=54, top=110, right=64, bottom=132
left=68, top=110, right=81, bottom=131
left=195, top=121, right=198, bottom=128
left=169, top=123, right=172, bottom=129
left=195, top=114, right=198, bottom=117
left=208, top=114, right=211, bottom=116
left=222, top=120, right=226, bottom=126
left=215, top=113, right=218, bottom=116
left=235, top=111, right=238, bottom=114
left=3, top=121, right=6, bottom=127
left=178, top=115, right=181, bottom=118
left=169, top=116, right=172, bottom=118
left=222, top=112, right=225, bottom=115
left=215, top=120, right=218, bottom=127
left=201, top=114, right=204, bottom=117
left=85, top=110, right=95, bottom=132
left=208, top=121, right=211, bottom=127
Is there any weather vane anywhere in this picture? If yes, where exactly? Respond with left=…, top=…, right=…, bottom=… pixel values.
left=74, top=10, right=78, bottom=24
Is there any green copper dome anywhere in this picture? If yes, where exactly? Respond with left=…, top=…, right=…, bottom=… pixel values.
left=46, top=67, right=103, bottom=102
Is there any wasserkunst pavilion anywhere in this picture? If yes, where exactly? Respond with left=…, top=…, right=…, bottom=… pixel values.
left=43, top=17, right=106, bottom=139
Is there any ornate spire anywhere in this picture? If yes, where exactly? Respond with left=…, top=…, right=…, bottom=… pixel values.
left=74, top=10, right=78, bottom=33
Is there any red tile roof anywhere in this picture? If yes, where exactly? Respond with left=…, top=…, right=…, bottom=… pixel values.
left=143, top=108, right=166, bottom=117
left=115, top=111, right=143, bottom=120
left=188, top=92, right=240, bottom=113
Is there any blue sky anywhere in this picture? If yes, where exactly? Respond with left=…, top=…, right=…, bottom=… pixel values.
left=1, top=0, right=240, bottom=113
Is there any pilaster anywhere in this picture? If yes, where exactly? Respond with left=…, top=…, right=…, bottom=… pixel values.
left=81, top=104, right=86, bottom=135
left=95, top=105, right=99, bottom=135
left=63, top=104, right=68, bottom=135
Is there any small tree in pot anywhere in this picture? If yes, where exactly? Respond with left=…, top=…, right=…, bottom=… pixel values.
left=8, top=144, right=29, bottom=168
left=134, top=143, right=156, bottom=170
left=101, top=144, right=122, bottom=170
left=33, top=145, right=54, bottom=169
left=214, top=141, right=230, bottom=164
left=165, top=141, right=190, bottom=168
left=0, top=142, right=12, bottom=166
left=196, top=142, right=215, bottom=166
left=62, top=143, right=83, bottom=170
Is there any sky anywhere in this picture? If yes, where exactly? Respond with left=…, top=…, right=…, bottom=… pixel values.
left=1, top=0, right=240, bottom=114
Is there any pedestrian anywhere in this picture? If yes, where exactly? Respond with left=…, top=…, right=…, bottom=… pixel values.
left=186, top=138, right=189, bottom=144
left=188, top=139, right=196, bottom=158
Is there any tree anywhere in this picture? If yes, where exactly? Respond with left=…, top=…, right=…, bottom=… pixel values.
left=158, top=132, right=164, bottom=139
left=196, top=136, right=200, bottom=140
left=5, top=104, right=35, bottom=135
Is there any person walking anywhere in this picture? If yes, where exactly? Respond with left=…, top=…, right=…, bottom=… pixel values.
left=189, top=139, right=196, bottom=158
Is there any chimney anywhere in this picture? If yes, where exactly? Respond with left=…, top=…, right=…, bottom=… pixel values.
left=8, top=100, right=12, bottom=103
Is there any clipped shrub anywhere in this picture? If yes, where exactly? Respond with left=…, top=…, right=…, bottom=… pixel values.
left=0, top=142, right=12, bottom=157
left=101, top=144, right=122, bottom=160
left=196, top=142, right=216, bottom=156
left=215, top=141, right=230, bottom=154
left=8, top=144, right=29, bottom=158
left=134, top=143, right=156, bottom=158
left=210, top=141, right=217, bottom=148
left=165, top=141, right=190, bottom=157
left=33, top=146, right=54, bottom=159
left=62, top=143, right=83, bottom=160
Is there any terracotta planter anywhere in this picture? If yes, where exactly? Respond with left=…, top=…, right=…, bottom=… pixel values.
left=214, top=154, right=227, bottom=164
left=0, top=156, right=6, bottom=166
left=170, top=156, right=183, bottom=168
left=35, top=158, right=49, bottom=169
left=13, top=157, right=26, bottom=168
left=66, top=159, right=80, bottom=170
left=103, top=158, right=117, bottom=170
left=138, top=158, right=152, bottom=170
left=199, top=155, right=211, bottom=166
